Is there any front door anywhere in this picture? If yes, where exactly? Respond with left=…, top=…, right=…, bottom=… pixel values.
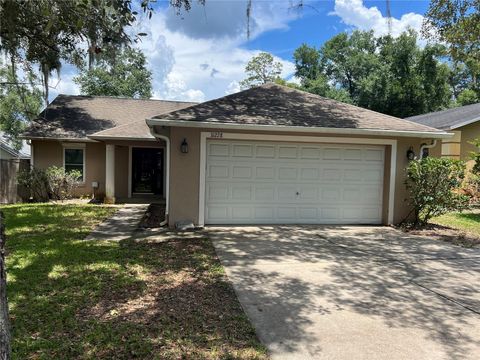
left=132, top=148, right=163, bottom=195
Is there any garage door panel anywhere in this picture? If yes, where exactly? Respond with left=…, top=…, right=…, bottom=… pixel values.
left=300, top=147, right=321, bottom=159
left=205, top=140, right=385, bottom=225
left=209, top=143, right=229, bottom=156
left=208, top=164, right=229, bottom=178
left=253, top=145, right=273, bottom=157
left=278, top=146, right=297, bottom=158
left=232, top=144, right=253, bottom=157
left=232, top=166, right=252, bottom=179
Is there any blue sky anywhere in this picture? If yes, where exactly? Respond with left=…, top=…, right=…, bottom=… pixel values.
left=246, top=1, right=430, bottom=60
left=49, top=0, right=432, bottom=103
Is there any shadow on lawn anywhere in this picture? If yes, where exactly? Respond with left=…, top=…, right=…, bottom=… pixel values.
left=209, top=226, right=480, bottom=359
left=4, top=204, right=265, bottom=360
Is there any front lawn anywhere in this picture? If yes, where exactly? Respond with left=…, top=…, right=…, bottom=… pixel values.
left=2, top=203, right=266, bottom=359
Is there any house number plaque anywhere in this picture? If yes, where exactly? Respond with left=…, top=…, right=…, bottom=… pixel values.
left=210, top=132, right=223, bottom=138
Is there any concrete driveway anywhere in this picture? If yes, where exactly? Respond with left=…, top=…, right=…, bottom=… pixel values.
left=208, top=226, right=480, bottom=360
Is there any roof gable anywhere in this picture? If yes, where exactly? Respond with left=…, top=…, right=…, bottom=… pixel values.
left=153, top=83, right=443, bottom=133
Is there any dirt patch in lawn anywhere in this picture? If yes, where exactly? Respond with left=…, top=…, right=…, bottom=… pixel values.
left=77, top=237, right=267, bottom=359
left=402, top=224, right=480, bottom=248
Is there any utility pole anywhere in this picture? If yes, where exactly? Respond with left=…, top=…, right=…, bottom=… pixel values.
left=386, top=0, right=393, bottom=35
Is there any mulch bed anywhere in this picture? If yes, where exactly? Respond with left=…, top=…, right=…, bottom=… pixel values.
left=138, top=203, right=166, bottom=228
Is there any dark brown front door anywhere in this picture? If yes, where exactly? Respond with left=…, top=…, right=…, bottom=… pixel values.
left=132, top=148, right=163, bottom=195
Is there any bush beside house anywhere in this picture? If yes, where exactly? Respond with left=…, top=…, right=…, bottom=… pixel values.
left=17, top=166, right=82, bottom=202
left=405, top=157, right=469, bottom=226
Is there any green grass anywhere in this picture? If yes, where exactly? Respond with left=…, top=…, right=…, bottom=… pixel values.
left=432, top=210, right=480, bottom=237
left=2, top=203, right=266, bottom=359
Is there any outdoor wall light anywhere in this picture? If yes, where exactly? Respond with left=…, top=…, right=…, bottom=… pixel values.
left=406, top=146, right=415, bottom=161
left=180, top=138, right=189, bottom=154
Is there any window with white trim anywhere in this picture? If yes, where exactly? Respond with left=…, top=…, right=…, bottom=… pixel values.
left=64, top=148, right=85, bottom=181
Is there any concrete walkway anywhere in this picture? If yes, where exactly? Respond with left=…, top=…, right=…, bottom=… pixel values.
left=85, top=204, right=148, bottom=241
left=209, top=225, right=480, bottom=360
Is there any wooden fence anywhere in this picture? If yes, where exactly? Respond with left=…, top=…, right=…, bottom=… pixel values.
left=0, top=159, right=29, bottom=204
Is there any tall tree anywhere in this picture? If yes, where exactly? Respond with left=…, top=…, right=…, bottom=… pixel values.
left=423, top=0, right=479, bottom=94
left=0, top=62, right=43, bottom=150
left=240, top=52, right=283, bottom=89
left=321, top=30, right=379, bottom=100
left=293, top=44, right=322, bottom=84
left=74, top=48, right=152, bottom=98
left=293, top=30, right=454, bottom=117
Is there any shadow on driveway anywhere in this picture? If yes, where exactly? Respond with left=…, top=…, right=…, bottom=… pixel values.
left=208, top=225, right=480, bottom=360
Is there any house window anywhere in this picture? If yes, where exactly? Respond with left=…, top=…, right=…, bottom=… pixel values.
left=64, top=148, right=85, bottom=181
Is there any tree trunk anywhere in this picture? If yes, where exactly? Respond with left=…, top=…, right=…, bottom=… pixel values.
left=0, top=211, right=11, bottom=360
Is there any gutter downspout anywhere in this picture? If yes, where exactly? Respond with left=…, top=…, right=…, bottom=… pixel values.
left=148, top=125, right=170, bottom=227
left=420, top=140, right=437, bottom=159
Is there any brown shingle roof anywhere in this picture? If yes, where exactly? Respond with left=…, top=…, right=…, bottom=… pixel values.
left=90, top=119, right=155, bottom=139
left=23, top=95, right=196, bottom=139
left=153, top=83, right=443, bottom=133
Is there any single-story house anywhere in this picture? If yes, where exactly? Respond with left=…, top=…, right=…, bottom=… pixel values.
left=407, top=102, right=480, bottom=163
left=23, top=83, right=451, bottom=227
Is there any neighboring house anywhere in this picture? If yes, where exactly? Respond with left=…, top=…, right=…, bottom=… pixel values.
left=23, top=83, right=451, bottom=226
left=1, top=134, right=30, bottom=203
left=407, top=103, right=480, bottom=163
left=0, top=133, right=30, bottom=161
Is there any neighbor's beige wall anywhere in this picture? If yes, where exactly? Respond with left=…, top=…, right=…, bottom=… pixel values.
left=429, top=123, right=480, bottom=165
left=166, top=127, right=430, bottom=226
left=32, top=140, right=106, bottom=197
left=459, top=122, right=480, bottom=164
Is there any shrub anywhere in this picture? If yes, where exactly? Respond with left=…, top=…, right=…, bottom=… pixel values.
left=405, top=157, right=469, bottom=226
left=17, top=168, right=49, bottom=202
left=17, top=166, right=82, bottom=202
left=45, top=166, right=82, bottom=200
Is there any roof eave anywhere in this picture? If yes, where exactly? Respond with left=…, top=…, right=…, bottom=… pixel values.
left=21, top=135, right=99, bottom=142
left=146, top=118, right=454, bottom=139
left=87, top=135, right=158, bottom=141
left=448, top=116, right=480, bottom=130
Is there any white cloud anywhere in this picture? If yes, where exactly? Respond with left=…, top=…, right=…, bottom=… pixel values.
left=45, top=2, right=297, bottom=103
left=332, top=0, right=424, bottom=37
left=133, top=4, right=297, bottom=102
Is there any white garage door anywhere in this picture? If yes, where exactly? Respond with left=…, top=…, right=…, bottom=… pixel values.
left=205, top=140, right=385, bottom=225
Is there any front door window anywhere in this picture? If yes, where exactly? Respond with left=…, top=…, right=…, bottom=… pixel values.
left=132, top=148, right=163, bottom=195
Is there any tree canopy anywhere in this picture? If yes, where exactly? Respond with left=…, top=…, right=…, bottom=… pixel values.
left=74, top=48, right=152, bottom=98
left=240, top=52, right=283, bottom=89
left=0, top=62, right=43, bottom=150
left=293, top=30, right=458, bottom=118
left=423, top=0, right=479, bottom=97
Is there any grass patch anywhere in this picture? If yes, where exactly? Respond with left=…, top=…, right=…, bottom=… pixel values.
left=432, top=210, right=480, bottom=237
left=2, top=203, right=267, bottom=359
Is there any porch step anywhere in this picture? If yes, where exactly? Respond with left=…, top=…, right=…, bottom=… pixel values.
left=85, top=204, right=149, bottom=241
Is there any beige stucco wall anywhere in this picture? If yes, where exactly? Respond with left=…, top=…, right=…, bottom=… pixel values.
left=32, top=140, right=106, bottom=197
left=31, top=139, right=166, bottom=200
left=166, top=127, right=429, bottom=226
